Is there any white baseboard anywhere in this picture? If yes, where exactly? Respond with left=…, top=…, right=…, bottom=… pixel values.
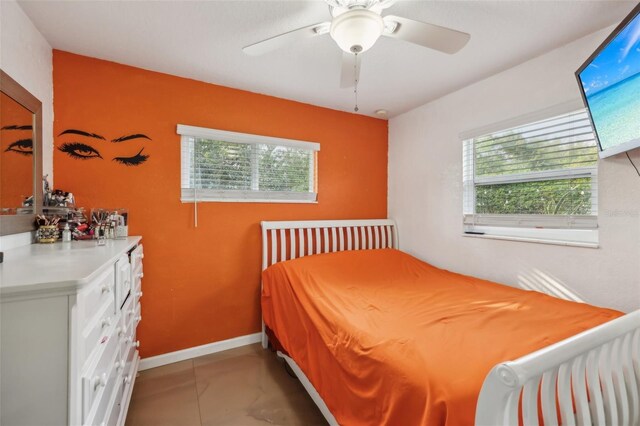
left=139, top=332, right=262, bottom=371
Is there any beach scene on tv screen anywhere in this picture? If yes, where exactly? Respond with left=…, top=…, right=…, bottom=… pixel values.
left=580, top=11, right=640, bottom=151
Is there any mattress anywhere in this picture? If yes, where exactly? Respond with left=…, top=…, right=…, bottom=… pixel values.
left=261, top=249, right=622, bottom=426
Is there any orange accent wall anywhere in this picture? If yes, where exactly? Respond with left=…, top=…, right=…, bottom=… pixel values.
left=52, top=50, right=388, bottom=358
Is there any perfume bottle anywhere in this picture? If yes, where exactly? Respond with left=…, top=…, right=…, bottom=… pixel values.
left=62, top=223, right=71, bottom=243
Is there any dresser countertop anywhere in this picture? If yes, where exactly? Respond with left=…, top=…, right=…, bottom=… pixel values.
left=1, top=236, right=141, bottom=298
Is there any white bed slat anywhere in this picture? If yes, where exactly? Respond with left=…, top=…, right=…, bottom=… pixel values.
left=625, top=331, right=640, bottom=424
left=600, top=341, right=619, bottom=425
left=315, top=228, right=321, bottom=254
left=386, top=226, right=392, bottom=248
left=261, top=227, right=268, bottom=270
left=502, top=391, right=519, bottom=425
left=323, top=228, right=329, bottom=253
left=633, top=329, right=640, bottom=390
left=366, top=227, right=373, bottom=249
left=299, top=229, right=305, bottom=258
left=290, top=229, right=296, bottom=260
left=374, top=226, right=380, bottom=249
left=571, top=355, right=591, bottom=426
left=541, top=369, right=559, bottom=426
left=521, top=377, right=540, bottom=426
left=347, top=227, right=353, bottom=250
left=381, top=226, right=387, bottom=248
left=307, top=228, right=313, bottom=255
left=557, top=362, right=576, bottom=426
left=611, top=337, right=630, bottom=425
left=354, top=227, right=359, bottom=250
left=331, top=228, right=337, bottom=252
left=586, top=348, right=606, bottom=424
left=280, top=229, right=286, bottom=262
left=270, top=229, right=277, bottom=266
left=339, top=228, right=345, bottom=251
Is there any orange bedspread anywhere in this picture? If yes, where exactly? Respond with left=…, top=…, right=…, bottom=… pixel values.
left=261, top=249, right=622, bottom=426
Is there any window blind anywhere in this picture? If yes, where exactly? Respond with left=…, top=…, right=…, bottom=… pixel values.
left=178, top=125, right=319, bottom=203
left=463, top=110, right=598, bottom=229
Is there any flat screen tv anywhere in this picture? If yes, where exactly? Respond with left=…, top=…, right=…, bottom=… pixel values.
left=576, top=3, right=640, bottom=158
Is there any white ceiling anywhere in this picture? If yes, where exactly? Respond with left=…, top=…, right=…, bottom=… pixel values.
left=18, top=0, right=637, bottom=118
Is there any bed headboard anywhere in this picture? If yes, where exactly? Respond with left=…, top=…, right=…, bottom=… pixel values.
left=261, top=219, right=398, bottom=270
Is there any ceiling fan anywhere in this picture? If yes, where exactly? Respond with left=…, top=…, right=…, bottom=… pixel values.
left=243, top=0, right=471, bottom=89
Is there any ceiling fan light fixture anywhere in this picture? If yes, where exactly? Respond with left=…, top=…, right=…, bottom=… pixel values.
left=330, top=9, right=384, bottom=54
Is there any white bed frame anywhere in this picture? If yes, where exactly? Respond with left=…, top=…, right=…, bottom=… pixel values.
left=260, top=219, right=640, bottom=426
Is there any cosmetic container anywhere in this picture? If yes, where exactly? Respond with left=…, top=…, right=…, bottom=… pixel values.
left=62, top=223, right=71, bottom=243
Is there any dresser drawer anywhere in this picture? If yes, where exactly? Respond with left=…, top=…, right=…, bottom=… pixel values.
left=79, top=267, right=116, bottom=324
left=84, top=364, right=123, bottom=426
left=134, top=300, right=142, bottom=328
left=121, top=296, right=136, bottom=329
left=115, top=255, right=132, bottom=310
left=82, top=331, right=119, bottom=423
left=122, top=329, right=137, bottom=384
left=132, top=273, right=143, bottom=301
left=130, top=244, right=144, bottom=275
left=82, top=297, right=116, bottom=363
left=104, top=381, right=124, bottom=426
left=131, top=244, right=144, bottom=269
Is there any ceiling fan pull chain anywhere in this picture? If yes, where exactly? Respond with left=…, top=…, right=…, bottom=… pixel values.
left=354, top=53, right=359, bottom=112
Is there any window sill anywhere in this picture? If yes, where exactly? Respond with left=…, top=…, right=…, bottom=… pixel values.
left=462, top=232, right=599, bottom=249
left=181, top=198, right=318, bottom=204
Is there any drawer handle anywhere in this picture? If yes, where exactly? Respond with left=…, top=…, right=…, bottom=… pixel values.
left=94, top=373, right=107, bottom=390
left=100, top=284, right=111, bottom=294
left=101, top=317, right=112, bottom=328
left=135, top=340, right=141, bottom=348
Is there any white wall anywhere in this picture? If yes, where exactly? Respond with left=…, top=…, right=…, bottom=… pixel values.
left=0, top=0, right=53, bottom=180
left=389, top=26, right=640, bottom=313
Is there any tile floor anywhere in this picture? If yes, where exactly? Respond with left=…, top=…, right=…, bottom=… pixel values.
left=125, top=344, right=328, bottom=426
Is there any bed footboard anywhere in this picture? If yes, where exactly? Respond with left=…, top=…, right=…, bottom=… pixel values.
left=476, top=309, right=640, bottom=426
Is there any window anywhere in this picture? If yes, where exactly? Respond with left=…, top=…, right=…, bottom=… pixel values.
left=178, top=125, right=319, bottom=203
left=462, top=107, right=599, bottom=245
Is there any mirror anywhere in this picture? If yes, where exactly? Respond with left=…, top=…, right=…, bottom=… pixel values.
left=1, top=92, right=34, bottom=213
left=0, top=70, right=43, bottom=235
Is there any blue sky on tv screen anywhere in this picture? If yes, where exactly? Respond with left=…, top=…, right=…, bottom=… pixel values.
left=579, top=11, right=640, bottom=97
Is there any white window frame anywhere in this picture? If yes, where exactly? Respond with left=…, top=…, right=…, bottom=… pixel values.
left=178, top=124, right=319, bottom=203
left=461, top=101, right=599, bottom=247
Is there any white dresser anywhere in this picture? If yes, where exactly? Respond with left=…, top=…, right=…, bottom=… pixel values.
left=0, top=237, right=144, bottom=426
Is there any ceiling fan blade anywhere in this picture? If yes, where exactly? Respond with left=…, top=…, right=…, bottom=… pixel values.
left=340, top=52, right=361, bottom=88
left=243, top=22, right=330, bottom=56
left=383, top=15, right=470, bottom=54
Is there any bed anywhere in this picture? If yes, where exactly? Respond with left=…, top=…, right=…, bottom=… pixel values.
left=260, top=219, right=640, bottom=426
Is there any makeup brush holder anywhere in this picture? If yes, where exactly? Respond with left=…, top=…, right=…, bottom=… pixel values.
left=37, top=225, right=59, bottom=244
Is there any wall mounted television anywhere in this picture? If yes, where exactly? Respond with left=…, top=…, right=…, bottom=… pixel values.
left=576, top=3, right=640, bottom=159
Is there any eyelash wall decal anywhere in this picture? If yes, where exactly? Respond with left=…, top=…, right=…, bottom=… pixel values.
left=5, top=139, right=33, bottom=156
left=113, top=148, right=149, bottom=166
left=58, top=142, right=103, bottom=160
